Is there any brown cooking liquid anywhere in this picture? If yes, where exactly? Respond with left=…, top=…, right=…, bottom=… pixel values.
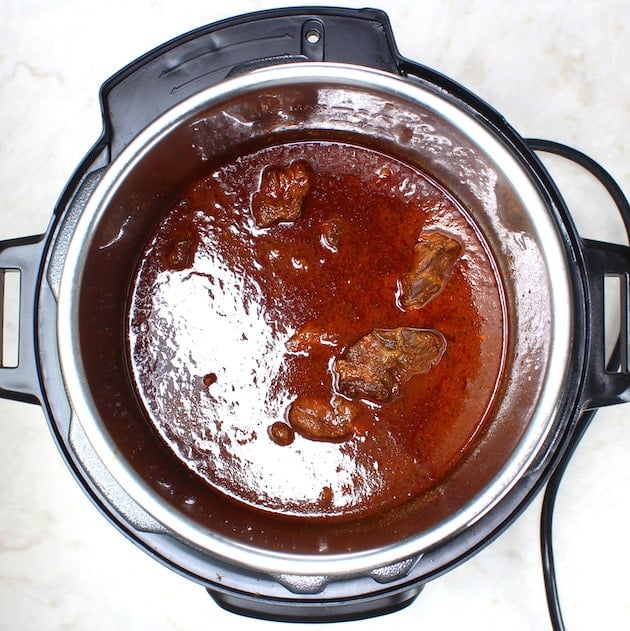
left=127, top=141, right=506, bottom=520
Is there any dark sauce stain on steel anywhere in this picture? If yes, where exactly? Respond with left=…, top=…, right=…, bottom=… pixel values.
left=126, top=141, right=506, bottom=521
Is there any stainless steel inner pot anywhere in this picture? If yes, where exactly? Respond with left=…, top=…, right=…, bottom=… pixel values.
left=54, top=63, right=573, bottom=582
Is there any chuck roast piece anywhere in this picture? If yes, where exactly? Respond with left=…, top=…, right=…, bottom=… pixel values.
left=288, top=396, right=358, bottom=442
left=335, top=328, right=446, bottom=402
left=252, top=161, right=313, bottom=228
left=399, top=231, right=463, bottom=309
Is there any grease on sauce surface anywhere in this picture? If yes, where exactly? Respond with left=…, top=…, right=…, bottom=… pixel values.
left=127, top=141, right=506, bottom=520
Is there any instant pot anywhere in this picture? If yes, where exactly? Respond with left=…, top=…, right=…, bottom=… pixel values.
left=1, top=7, right=629, bottom=622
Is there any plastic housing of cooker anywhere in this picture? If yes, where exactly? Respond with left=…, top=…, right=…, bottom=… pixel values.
left=1, top=7, right=630, bottom=622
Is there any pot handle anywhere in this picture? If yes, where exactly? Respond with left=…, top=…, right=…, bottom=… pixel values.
left=0, top=234, right=45, bottom=405
left=101, top=7, right=401, bottom=160
left=580, top=238, right=630, bottom=408
left=207, top=581, right=423, bottom=623
left=527, top=139, right=630, bottom=409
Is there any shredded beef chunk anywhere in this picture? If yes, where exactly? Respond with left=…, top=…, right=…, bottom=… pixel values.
left=399, top=231, right=463, bottom=309
left=336, top=328, right=445, bottom=402
left=252, top=161, right=313, bottom=228
left=288, top=396, right=357, bottom=441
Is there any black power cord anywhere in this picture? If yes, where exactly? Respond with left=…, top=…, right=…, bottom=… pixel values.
left=540, top=408, right=596, bottom=631
left=527, top=139, right=630, bottom=631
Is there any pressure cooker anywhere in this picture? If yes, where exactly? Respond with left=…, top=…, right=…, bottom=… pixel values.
left=1, top=7, right=629, bottom=622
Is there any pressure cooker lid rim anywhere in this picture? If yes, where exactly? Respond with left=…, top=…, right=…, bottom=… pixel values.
left=55, top=62, right=574, bottom=577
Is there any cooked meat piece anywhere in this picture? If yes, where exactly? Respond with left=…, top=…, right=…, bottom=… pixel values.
left=285, top=322, right=338, bottom=355
left=268, top=421, right=295, bottom=446
left=399, top=231, right=463, bottom=309
left=252, top=161, right=313, bottom=228
left=335, top=328, right=445, bottom=402
left=203, top=372, right=218, bottom=387
left=165, top=231, right=197, bottom=271
left=288, top=396, right=357, bottom=442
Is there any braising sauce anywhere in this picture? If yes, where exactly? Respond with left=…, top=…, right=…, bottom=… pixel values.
left=127, top=141, right=506, bottom=520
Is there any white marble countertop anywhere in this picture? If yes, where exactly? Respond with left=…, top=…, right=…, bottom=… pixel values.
left=1, top=1, right=629, bottom=629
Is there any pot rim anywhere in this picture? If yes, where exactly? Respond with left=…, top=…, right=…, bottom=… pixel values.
left=56, top=62, right=573, bottom=577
